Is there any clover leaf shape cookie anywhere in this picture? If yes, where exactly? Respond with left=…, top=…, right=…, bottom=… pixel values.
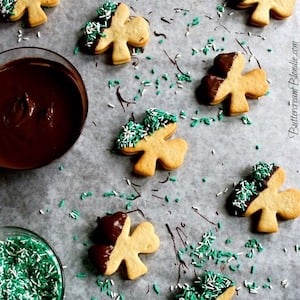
left=227, top=161, right=300, bottom=233
left=115, top=108, right=188, bottom=176
left=199, top=52, right=269, bottom=115
left=235, top=0, right=296, bottom=26
left=79, top=2, right=149, bottom=64
left=88, top=212, right=160, bottom=280
left=175, top=271, right=236, bottom=300
left=0, top=0, right=59, bottom=27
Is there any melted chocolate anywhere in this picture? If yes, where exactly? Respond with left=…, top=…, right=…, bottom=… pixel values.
left=213, top=52, right=237, bottom=77
left=89, top=212, right=127, bottom=274
left=227, top=166, right=279, bottom=216
left=88, top=244, right=114, bottom=274
left=0, top=57, right=87, bottom=169
left=92, top=212, right=127, bottom=244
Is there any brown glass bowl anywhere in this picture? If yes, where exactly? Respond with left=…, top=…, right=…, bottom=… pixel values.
left=0, top=47, right=88, bottom=169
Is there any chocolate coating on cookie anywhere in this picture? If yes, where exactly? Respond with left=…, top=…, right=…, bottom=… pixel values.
left=227, top=161, right=278, bottom=216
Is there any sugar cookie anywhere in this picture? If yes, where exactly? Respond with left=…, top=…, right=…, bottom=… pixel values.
left=227, top=161, right=300, bottom=233
left=0, top=0, right=59, bottom=27
left=234, top=0, right=296, bottom=26
left=79, top=1, right=149, bottom=64
left=198, top=52, right=269, bottom=115
left=115, top=108, right=188, bottom=176
left=88, top=212, right=160, bottom=280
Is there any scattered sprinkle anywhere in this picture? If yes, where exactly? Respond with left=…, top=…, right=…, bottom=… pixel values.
left=69, top=209, right=80, bottom=220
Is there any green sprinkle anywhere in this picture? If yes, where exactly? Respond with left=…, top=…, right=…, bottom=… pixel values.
left=192, top=48, right=199, bottom=55
left=69, top=209, right=80, bottom=220
left=76, top=272, right=87, bottom=279
left=188, top=17, right=200, bottom=27
left=73, top=46, right=80, bottom=55
left=265, top=90, right=270, bottom=96
left=108, top=79, right=120, bottom=88
left=125, top=201, right=133, bottom=210
left=190, top=118, right=200, bottom=127
left=165, top=195, right=170, bottom=203
left=80, top=191, right=93, bottom=200
left=153, top=283, right=160, bottom=295
left=58, top=199, right=66, bottom=208
left=241, top=115, right=252, bottom=125
left=267, top=48, right=272, bottom=52
left=225, top=238, right=232, bottom=244
left=146, top=56, right=153, bottom=60
left=162, top=73, right=170, bottom=81
left=179, top=110, right=187, bottom=119
left=250, top=265, right=256, bottom=274
left=158, top=39, right=164, bottom=44
left=202, top=177, right=207, bottom=183
left=175, top=198, right=180, bottom=203
left=255, top=145, right=260, bottom=150
left=58, top=165, right=64, bottom=171
left=229, top=263, right=240, bottom=272
left=134, top=74, right=141, bottom=80
left=169, top=176, right=177, bottom=182
left=103, top=190, right=118, bottom=197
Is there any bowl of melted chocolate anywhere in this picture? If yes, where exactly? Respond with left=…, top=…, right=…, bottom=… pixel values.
left=0, top=47, right=88, bottom=169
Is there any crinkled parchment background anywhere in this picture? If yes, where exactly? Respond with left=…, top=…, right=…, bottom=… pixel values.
left=0, top=1, right=299, bottom=299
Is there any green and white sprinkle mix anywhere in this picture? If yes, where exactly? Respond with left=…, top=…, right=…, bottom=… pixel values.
left=81, top=1, right=118, bottom=49
left=116, top=108, right=177, bottom=149
left=0, top=0, right=16, bottom=19
left=178, top=230, right=239, bottom=269
left=96, top=277, right=125, bottom=299
left=231, top=161, right=277, bottom=214
left=175, top=270, right=234, bottom=299
left=0, top=235, right=63, bottom=299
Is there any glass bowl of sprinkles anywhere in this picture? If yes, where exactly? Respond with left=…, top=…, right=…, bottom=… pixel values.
left=0, top=226, right=64, bottom=299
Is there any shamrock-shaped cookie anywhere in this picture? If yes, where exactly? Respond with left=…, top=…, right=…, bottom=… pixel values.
left=79, top=1, right=149, bottom=64
left=115, top=108, right=188, bottom=176
left=227, top=161, right=300, bottom=233
left=0, top=0, right=59, bottom=27
left=175, top=271, right=236, bottom=300
left=198, top=52, right=269, bottom=115
left=88, top=212, right=160, bottom=280
left=234, top=0, right=296, bottom=26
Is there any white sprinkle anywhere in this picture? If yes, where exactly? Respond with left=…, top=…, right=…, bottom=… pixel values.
left=17, top=38, right=22, bottom=43
left=211, top=149, right=216, bottom=155
left=22, top=37, right=29, bottom=41
left=37, top=31, right=41, bottom=38
left=107, top=103, right=115, bottom=108
left=39, top=209, right=45, bottom=215
left=281, top=279, right=289, bottom=288
left=283, top=248, right=288, bottom=253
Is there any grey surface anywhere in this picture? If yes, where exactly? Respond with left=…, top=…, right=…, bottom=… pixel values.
left=0, top=1, right=300, bottom=299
